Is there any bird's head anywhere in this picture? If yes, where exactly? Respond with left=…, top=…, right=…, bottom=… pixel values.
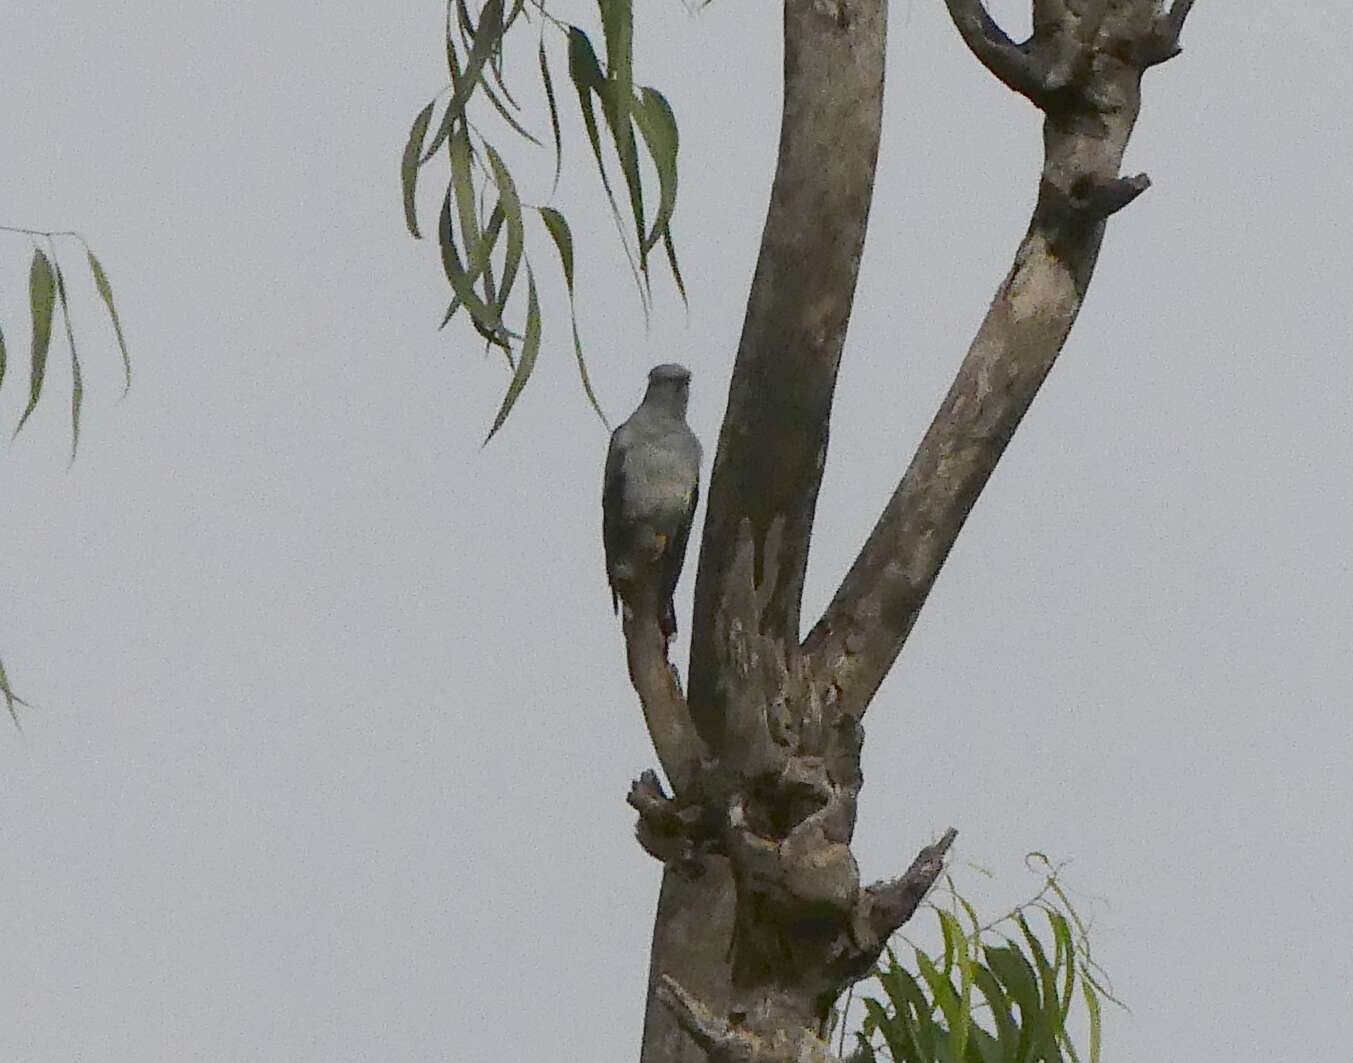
left=644, top=363, right=692, bottom=417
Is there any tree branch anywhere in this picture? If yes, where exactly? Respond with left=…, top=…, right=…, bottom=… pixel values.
left=859, top=828, right=958, bottom=944
left=806, top=0, right=1186, bottom=718
left=623, top=610, right=705, bottom=795
left=688, top=0, right=887, bottom=746
left=942, top=0, right=1045, bottom=102
left=1133, top=0, right=1197, bottom=67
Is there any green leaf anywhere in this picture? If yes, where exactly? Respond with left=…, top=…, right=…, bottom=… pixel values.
left=480, top=74, right=542, bottom=146
left=15, top=249, right=56, bottom=437
left=423, top=0, right=506, bottom=161
left=878, top=964, right=938, bottom=1061
left=1017, top=913, right=1064, bottom=1049
left=597, top=0, right=646, bottom=271
left=0, top=655, right=28, bottom=730
left=401, top=98, right=437, bottom=238
left=632, top=86, right=678, bottom=254
left=538, top=206, right=607, bottom=428
left=51, top=262, right=82, bottom=460
left=538, top=207, right=574, bottom=291
left=439, top=203, right=506, bottom=328
left=1047, top=910, right=1077, bottom=1031
left=971, top=962, right=1021, bottom=1063
left=539, top=36, right=563, bottom=196
left=438, top=192, right=513, bottom=345
left=663, top=225, right=687, bottom=305
left=86, top=250, right=131, bottom=393
left=984, top=945, right=1042, bottom=1063
left=864, top=997, right=922, bottom=1063
left=483, top=264, right=540, bottom=443
left=1082, top=979, right=1101, bottom=1063
left=487, top=0, right=528, bottom=109
left=916, top=948, right=970, bottom=1063
left=567, top=25, right=645, bottom=305
left=483, top=143, right=524, bottom=327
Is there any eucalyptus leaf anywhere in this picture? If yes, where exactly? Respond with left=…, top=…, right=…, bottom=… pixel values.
left=86, top=250, right=131, bottom=393
left=52, top=262, right=82, bottom=459
left=402, top=98, right=437, bottom=238
left=484, top=265, right=540, bottom=443
left=15, top=249, right=56, bottom=437
left=632, top=86, right=678, bottom=254
left=539, top=37, right=564, bottom=195
left=423, top=0, right=505, bottom=161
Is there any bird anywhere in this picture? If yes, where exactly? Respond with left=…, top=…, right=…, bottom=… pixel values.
left=603, top=363, right=702, bottom=639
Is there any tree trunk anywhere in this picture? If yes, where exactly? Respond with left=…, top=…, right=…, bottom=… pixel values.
left=624, top=3, right=1196, bottom=1060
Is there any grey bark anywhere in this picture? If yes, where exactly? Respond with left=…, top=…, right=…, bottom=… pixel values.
left=624, top=2, right=1196, bottom=1061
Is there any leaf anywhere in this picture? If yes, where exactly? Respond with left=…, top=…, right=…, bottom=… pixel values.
left=1047, top=910, right=1077, bottom=1030
left=539, top=37, right=563, bottom=196
left=1017, top=913, right=1064, bottom=1044
left=423, top=0, right=506, bottom=161
left=86, top=250, right=131, bottom=393
left=878, top=964, right=938, bottom=1061
left=864, top=997, right=921, bottom=1063
left=567, top=25, right=645, bottom=306
left=1082, top=979, right=1102, bottom=1063
left=971, top=962, right=1021, bottom=1063
left=483, top=264, right=540, bottom=443
left=916, top=948, right=970, bottom=1063
left=538, top=207, right=574, bottom=290
left=483, top=143, right=524, bottom=327
left=488, top=0, right=529, bottom=110
left=632, top=86, right=679, bottom=254
left=401, top=98, right=437, bottom=238
left=0, top=655, right=28, bottom=730
left=481, top=74, right=542, bottom=146
left=51, top=262, right=82, bottom=460
left=597, top=0, right=646, bottom=270
left=15, top=249, right=56, bottom=437
left=538, top=206, right=607, bottom=428
left=438, top=192, right=513, bottom=344
left=439, top=203, right=506, bottom=328
left=984, top=945, right=1042, bottom=1063
left=663, top=225, right=687, bottom=305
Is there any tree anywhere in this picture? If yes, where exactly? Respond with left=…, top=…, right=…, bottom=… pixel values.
left=402, top=1, right=1196, bottom=1059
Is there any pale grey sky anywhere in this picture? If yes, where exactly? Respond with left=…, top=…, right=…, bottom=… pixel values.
left=2, top=2, right=1349, bottom=1060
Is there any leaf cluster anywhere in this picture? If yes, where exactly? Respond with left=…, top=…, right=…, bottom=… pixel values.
left=847, top=857, right=1118, bottom=1063
left=401, top=0, right=684, bottom=441
left=0, top=228, right=130, bottom=461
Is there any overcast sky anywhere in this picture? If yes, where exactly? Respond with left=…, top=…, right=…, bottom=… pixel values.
left=2, top=2, right=1350, bottom=1060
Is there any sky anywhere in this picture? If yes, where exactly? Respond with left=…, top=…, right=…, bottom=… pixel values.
left=2, top=2, right=1350, bottom=1060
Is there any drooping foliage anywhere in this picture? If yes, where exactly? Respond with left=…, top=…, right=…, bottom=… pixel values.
left=400, top=0, right=683, bottom=440
left=841, top=857, right=1119, bottom=1063
left=1, top=226, right=130, bottom=726
left=0, top=227, right=130, bottom=460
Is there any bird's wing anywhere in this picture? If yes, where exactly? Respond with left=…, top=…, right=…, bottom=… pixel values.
left=602, top=425, right=628, bottom=612
left=659, top=463, right=700, bottom=632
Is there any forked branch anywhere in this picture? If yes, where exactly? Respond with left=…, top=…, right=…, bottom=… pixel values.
left=805, top=0, right=1197, bottom=719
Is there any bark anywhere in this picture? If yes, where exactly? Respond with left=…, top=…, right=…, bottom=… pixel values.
left=804, top=0, right=1195, bottom=720
left=687, top=0, right=888, bottom=748
left=623, top=2, right=1196, bottom=1061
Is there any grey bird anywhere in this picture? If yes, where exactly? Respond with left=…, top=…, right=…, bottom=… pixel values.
left=603, top=364, right=702, bottom=638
